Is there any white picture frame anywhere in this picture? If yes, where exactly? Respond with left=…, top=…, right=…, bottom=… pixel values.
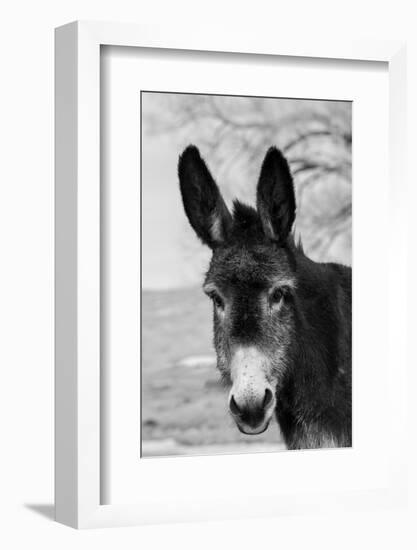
left=55, top=21, right=407, bottom=529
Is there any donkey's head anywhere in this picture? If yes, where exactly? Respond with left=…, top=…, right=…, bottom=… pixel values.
left=178, top=145, right=298, bottom=435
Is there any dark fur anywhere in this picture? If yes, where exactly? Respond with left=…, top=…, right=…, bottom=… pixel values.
left=178, top=145, right=352, bottom=449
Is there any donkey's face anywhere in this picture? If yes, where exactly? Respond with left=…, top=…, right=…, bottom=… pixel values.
left=179, top=146, right=297, bottom=435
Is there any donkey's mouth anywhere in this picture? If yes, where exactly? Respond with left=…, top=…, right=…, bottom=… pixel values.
left=236, top=419, right=271, bottom=435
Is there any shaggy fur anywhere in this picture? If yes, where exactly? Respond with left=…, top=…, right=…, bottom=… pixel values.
left=178, top=145, right=352, bottom=449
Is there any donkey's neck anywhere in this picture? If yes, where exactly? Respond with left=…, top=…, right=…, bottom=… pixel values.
left=276, top=258, right=352, bottom=449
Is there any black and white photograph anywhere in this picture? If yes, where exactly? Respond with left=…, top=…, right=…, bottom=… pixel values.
left=1, top=0, right=412, bottom=542
left=141, top=92, right=352, bottom=457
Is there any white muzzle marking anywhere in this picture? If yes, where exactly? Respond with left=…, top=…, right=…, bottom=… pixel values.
left=228, top=346, right=276, bottom=434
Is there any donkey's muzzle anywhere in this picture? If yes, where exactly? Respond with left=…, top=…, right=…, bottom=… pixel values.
left=229, top=388, right=274, bottom=435
left=228, top=346, right=276, bottom=434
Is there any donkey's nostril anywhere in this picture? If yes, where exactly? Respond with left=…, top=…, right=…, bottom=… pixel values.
left=229, top=395, right=241, bottom=416
left=263, top=388, right=273, bottom=409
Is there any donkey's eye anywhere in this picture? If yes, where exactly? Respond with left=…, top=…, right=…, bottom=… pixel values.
left=270, top=287, right=285, bottom=306
left=204, top=286, right=225, bottom=311
left=210, top=292, right=225, bottom=310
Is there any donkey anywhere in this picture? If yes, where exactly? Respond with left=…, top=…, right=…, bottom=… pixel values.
left=178, top=145, right=352, bottom=450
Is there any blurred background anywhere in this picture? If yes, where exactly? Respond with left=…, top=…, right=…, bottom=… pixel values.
left=141, top=92, right=352, bottom=457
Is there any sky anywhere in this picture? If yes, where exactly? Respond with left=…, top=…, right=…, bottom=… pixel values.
left=141, top=129, right=211, bottom=290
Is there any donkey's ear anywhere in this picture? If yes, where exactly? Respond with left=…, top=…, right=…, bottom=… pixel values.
left=256, top=147, right=296, bottom=243
left=178, top=145, right=232, bottom=248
